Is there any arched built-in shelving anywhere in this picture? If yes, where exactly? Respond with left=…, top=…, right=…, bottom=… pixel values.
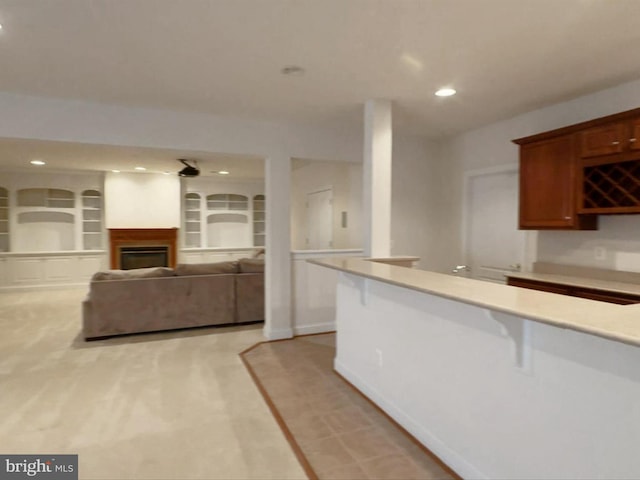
left=17, top=211, right=75, bottom=251
left=17, top=188, right=75, bottom=208
left=0, top=187, right=9, bottom=252
left=207, top=194, right=248, bottom=211
left=15, top=188, right=77, bottom=251
left=206, top=213, right=249, bottom=247
left=182, top=189, right=265, bottom=250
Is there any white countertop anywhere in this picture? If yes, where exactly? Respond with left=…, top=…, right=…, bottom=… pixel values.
left=309, top=257, right=640, bottom=348
left=505, top=271, right=640, bottom=296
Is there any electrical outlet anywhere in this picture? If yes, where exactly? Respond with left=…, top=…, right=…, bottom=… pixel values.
left=375, top=348, right=383, bottom=367
left=595, top=246, right=606, bottom=261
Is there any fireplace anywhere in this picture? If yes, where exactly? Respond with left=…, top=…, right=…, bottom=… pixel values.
left=120, top=245, right=169, bottom=270
left=109, top=228, right=178, bottom=269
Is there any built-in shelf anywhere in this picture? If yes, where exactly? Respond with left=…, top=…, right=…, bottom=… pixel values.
left=0, top=186, right=8, bottom=252
left=183, top=191, right=265, bottom=249
left=184, top=192, right=201, bottom=248
left=82, top=190, right=102, bottom=250
left=207, top=193, right=249, bottom=211
left=17, top=188, right=75, bottom=208
left=253, top=194, right=265, bottom=247
left=580, top=158, right=640, bottom=213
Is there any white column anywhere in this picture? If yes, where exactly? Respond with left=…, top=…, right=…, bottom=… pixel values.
left=363, top=99, right=392, bottom=257
left=264, top=154, right=293, bottom=340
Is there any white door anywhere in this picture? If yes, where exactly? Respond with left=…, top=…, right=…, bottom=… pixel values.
left=306, top=188, right=333, bottom=249
left=459, top=167, right=525, bottom=283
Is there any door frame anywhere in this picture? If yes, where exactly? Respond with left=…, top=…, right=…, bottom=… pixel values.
left=461, top=163, right=536, bottom=275
left=305, top=185, right=333, bottom=249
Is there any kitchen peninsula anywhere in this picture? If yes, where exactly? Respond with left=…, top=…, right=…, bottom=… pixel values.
left=310, top=257, right=640, bottom=480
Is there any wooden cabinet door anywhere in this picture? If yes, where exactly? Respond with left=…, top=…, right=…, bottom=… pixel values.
left=519, top=135, right=586, bottom=229
left=580, top=122, right=626, bottom=158
left=629, top=118, right=640, bottom=152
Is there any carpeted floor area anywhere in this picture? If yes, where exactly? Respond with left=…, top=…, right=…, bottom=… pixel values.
left=0, top=288, right=306, bottom=479
left=241, top=334, right=458, bottom=480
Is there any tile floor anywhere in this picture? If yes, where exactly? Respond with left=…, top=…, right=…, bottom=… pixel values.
left=242, top=334, right=457, bottom=480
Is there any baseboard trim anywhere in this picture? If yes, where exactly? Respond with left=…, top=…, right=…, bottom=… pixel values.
left=292, top=321, right=336, bottom=336
left=262, top=326, right=294, bottom=341
left=334, top=359, right=486, bottom=480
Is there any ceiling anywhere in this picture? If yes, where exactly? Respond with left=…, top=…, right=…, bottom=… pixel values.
left=1, top=0, right=640, bottom=173
left=0, top=138, right=265, bottom=179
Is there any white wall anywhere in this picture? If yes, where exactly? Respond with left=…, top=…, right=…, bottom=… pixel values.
left=391, top=134, right=448, bottom=272
left=445, top=78, right=640, bottom=272
left=104, top=171, right=180, bottom=228
left=291, top=160, right=363, bottom=250
left=537, top=215, right=640, bottom=272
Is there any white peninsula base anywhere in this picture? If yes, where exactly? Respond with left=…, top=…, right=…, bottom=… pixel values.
left=332, top=271, right=640, bottom=480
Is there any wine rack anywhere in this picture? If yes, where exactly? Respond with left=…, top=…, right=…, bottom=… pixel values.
left=581, top=159, right=640, bottom=213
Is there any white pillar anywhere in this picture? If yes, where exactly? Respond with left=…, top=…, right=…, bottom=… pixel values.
left=363, top=99, right=392, bottom=257
left=264, top=154, right=293, bottom=340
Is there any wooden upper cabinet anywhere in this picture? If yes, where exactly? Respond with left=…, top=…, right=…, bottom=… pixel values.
left=580, top=117, right=640, bottom=158
left=580, top=122, right=626, bottom=158
left=630, top=118, right=640, bottom=151
left=517, top=135, right=596, bottom=230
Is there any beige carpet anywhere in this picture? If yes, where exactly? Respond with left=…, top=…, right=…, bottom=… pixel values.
left=241, top=334, right=458, bottom=480
left=0, top=288, right=306, bottom=479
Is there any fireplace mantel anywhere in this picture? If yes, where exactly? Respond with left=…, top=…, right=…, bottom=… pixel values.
left=109, top=228, right=178, bottom=269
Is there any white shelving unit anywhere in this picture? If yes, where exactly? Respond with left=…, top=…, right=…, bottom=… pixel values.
left=17, top=188, right=75, bottom=208
left=182, top=186, right=265, bottom=249
left=15, top=188, right=77, bottom=251
left=82, top=189, right=103, bottom=250
left=0, top=187, right=9, bottom=252
left=0, top=173, right=108, bottom=290
left=206, top=193, right=249, bottom=211
left=253, top=194, right=265, bottom=247
left=184, top=192, right=201, bottom=248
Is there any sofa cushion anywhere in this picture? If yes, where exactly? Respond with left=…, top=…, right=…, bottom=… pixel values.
left=174, top=261, right=239, bottom=276
left=91, top=267, right=175, bottom=282
left=238, top=258, right=265, bottom=273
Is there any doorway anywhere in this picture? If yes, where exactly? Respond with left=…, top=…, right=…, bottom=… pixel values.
left=461, top=165, right=526, bottom=283
left=306, top=188, right=333, bottom=250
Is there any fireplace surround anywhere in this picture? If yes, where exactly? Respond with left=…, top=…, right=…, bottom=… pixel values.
left=109, top=228, right=178, bottom=269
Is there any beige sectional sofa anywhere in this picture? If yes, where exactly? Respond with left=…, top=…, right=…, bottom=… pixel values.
left=82, top=258, right=264, bottom=340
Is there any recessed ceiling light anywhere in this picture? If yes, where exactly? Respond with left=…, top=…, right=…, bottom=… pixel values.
left=134, top=166, right=146, bottom=171
left=281, top=65, right=305, bottom=76
left=218, top=170, right=230, bottom=175
left=435, top=87, right=456, bottom=97
left=0, top=24, right=3, bottom=30
left=111, top=169, right=121, bottom=173
left=30, top=160, right=46, bottom=166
